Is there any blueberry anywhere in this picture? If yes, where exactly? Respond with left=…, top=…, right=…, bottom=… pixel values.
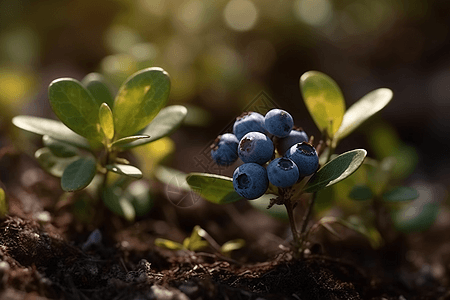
left=233, top=112, right=266, bottom=140
left=210, top=133, right=239, bottom=166
left=233, top=163, right=269, bottom=199
left=238, top=132, right=274, bottom=165
left=276, top=128, right=308, bottom=156
left=286, top=142, right=319, bottom=177
left=267, top=157, right=299, bottom=188
left=264, top=109, right=294, bottom=138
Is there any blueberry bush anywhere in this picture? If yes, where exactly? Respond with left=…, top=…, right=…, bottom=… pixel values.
left=12, top=67, right=187, bottom=222
left=185, top=71, right=434, bottom=257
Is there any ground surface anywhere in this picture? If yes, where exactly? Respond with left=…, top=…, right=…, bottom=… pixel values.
left=0, top=150, right=449, bottom=300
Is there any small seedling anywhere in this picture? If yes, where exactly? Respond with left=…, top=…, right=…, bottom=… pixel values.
left=13, top=67, right=187, bottom=221
left=184, top=71, right=416, bottom=257
left=155, top=225, right=245, bottom=257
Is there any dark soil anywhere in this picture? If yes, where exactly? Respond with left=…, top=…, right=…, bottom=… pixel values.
left=1, top=150, right=450, bottom=300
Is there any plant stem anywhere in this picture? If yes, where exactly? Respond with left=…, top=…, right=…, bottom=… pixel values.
left=284, top=199, right=300, bottom=248
left=300, top=191, right=317, bottom=238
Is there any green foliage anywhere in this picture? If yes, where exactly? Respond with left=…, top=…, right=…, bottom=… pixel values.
left=13, top=67, right=187, bottom=221
left=391, top=202, right=439, bottom=233
left=186, top=173, right=243, bottom=204
left=300, top=71, right=345, bottom=137
left=304, top=149, right=367, bottom=193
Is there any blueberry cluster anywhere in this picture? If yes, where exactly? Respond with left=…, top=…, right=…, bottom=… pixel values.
left=211, top=109, right=319, bottom=200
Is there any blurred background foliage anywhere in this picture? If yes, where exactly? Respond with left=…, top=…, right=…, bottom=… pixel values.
left=0, top=0, right=449, bottom=214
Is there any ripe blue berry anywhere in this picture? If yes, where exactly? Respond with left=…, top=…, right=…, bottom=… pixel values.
left=264, top=109, right=294, bottom=138
left=267, top=157, right=299, bottom=188
left=210, top=133, right=239, bottom=166
left=233, top=112, right=266, bottom=140
left=233, top=163, right=269, bottom=200
left=238, top=132, right=274, bottom=165
left=286, top=142, right=319, bottom=177
left=276, top=128, right=308, bottom=156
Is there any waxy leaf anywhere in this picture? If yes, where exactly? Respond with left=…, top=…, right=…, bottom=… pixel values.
left=304, top=149, right=367, bottom=193
left=186, top=173, right=243, bottom=204
left=12, top=116, right=91, bottom=150
left=113, top=67, right=171, bottom=138
left=106, top=164, right=143, bottom=179
left=392, top=202, right=439, bottom=233
left=382, top=186, right=419, bottom=202
left=349, top=185, right=373, bottom=201
left=248, top=194, right=288, bottom=221
left=300, top=71, right=345, bottom=137
left=81, top=73, right=115, bottom=108
left=43, top=135, right=78, bottom=157
left=112, top=135, right=151, bottom=148
left=61, top=157, right=97, bottom=192
left=120, top=105, right=187, bottom=148
left=335, top=88, right=393, bottom=141
left=103, top=186, right=135, bottom=221
left=99, top=103, right=114, bottom=140
left=35, top=147, right=79, bottom=177
left=48, top=78, right=103, bottom=142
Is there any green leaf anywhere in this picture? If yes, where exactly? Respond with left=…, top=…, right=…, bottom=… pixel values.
left=106, top=164, right=143, bottom=179
left=186, top=173, right=243, bottom=204
left=119, top=105, right=187, bottom=149
left=42, top=135, right=78, bottom=157
left=81, top=72, right=115, bottom=108
left=12, top=116, right=91, bottom=150
left=300, top=71, right=345, bottom=137
left=334, top=88, right=393, bottom=141
left=102, top=186, right=135, bottom=221
left=61, top=157, right=97, bottom=192
left=184, top=225, right=209, bottom=251
left=113, top=67, right=171, bottom=138
left=349, top=185, right=373, bottom=201
left=383, top=186, right=419, bottom=202
left=99, top=103, right=114, bottom=140
left=391, top=201, right=439, bottom=233
left=248, top=194, right=288, bottom=221
left=48, top=78, right=103, bottom=142
left=0, top=188, right=8, bottom=218
left=111, top=135, right=151, bottom=148
left=304, top=149, right=367, bottom=193
left=35, top=147, right=79, bottom=177
left=220, top=239, right=245, bottom=255
left=154, top=238, right=184, bottom=250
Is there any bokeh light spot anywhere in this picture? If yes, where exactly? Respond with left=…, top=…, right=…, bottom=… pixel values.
left=223, top=0, right=258, bottom=32
left=294, top=0, right=332, bottom=27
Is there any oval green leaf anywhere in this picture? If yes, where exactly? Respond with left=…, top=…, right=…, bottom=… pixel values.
left=120, top=105, right=187, bottom=149
left=42, top=135, right=78, bottom=157
left=248, top=194, right=288, bottom=221
left=154, top=238, right=184, bottom=250
left=300, top=71, right=345, bottom=137
left=335, top=88, right=393, bottom=141
left=220, top=239, right=245, bottom=255
left=106, top=164, right=143, bottom=179
left=49, top=78, right=104, bottom=143
left=99, top=103, right=114, bottom=140
left=186, top=173, right=243, bottom=204
left=304, top=149, right=367, bottom=193
left=81, top=73, right=115, bottom=108
left=113, top=67, right=171, bottom=138
left=349, top=185, right=373, bottom=201
left=12, top=116, right=91, bottom=150
left=61, top=157, right=97, bottom=192
left=391, top=201, right=439, bottom=233
left=111, top=135, right=151, bottom=148
left=382, top=186, right=419, bottom=202
left=102, top=186, right=135, bottom=221
left=35, top=147, right=79, bottom=177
